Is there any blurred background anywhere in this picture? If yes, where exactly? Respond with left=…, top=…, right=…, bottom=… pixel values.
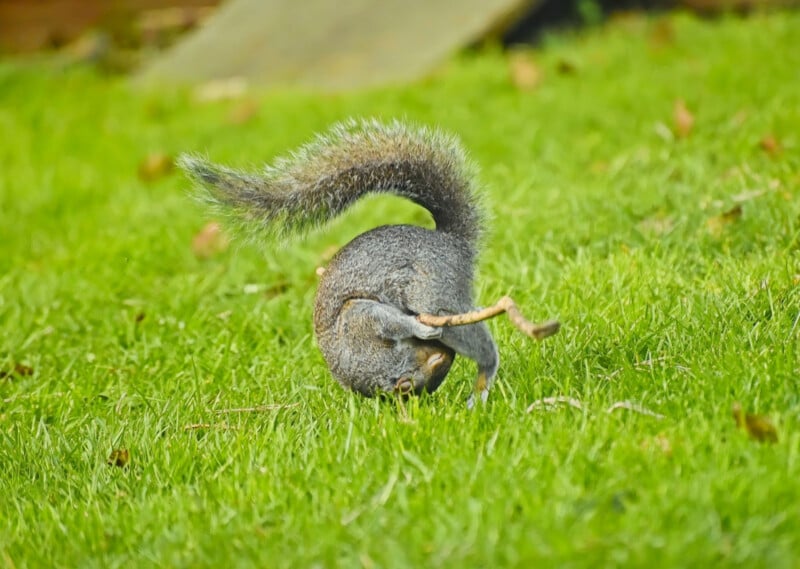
left=1, top=0, right=795, bottom=90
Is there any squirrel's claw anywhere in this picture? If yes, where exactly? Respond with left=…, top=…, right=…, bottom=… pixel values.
left=466, top=370, right=491, bottom=409
left=466, top=387, right=490, bottom=409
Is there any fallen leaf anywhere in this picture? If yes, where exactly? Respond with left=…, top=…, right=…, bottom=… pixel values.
left=649, top=18, right=675, bottom=48
left=107, top=448, right=130, bottom=468
left=138, top=153, right=174, bottom=182
left=732, top=402, right=778, bottom=443
left=264, top=281, right=290, bottom=299
left=556, top=59, right=577, bottom=75
left=706, top=204, right=743, bottom=237
left=14, top=363, right=33, bottom=376
left=508, top=51, right=542, bottom=91
left=191, top=221, right=230, bottom=259
left=227, top=99, right=260, bottom=125
left=0, top=363, right=34, bottom=379
left=673, top=99, right=695, bottom=138
left=760, top=134, right=782, bottom=157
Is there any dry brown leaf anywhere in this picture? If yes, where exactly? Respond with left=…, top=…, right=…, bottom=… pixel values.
left=673, top=99, right=695, bottom=138
left=227, top=99, right=260, bottom=125
left=0, top=363, right=34, bottom=379
left=760, top=134, right=782, bottom=157
left=732, top=402, right=778, bottom=443
left=138, top=153, right=174, bottom=182
left=14, top=363, right=33, bottom=376
left=264, top=281, right=290, bottom=299
left=107, top=448, right=130, bottom=468
left=508, top=51, right=542, bottom=91
left=191, top=221, right=230, bottom=259
left=706, top=204, right=743, bottom=237
left=649, top=19, right=675, bottom=48
left=556, top=59, right=577, bottom=75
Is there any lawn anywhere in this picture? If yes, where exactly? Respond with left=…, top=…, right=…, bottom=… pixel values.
left=1, top=10, right=800, bottom=568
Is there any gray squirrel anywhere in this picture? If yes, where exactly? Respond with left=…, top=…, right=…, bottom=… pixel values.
left=180, top=119, right=503, bottom=405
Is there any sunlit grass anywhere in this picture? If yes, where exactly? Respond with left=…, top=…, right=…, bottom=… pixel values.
left=1, top=11, right=799, bottom=568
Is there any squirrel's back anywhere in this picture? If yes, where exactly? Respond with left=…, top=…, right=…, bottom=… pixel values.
left=313, top=224, right=475, bottom=334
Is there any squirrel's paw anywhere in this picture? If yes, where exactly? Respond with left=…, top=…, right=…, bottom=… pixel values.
left=413, top=322, right=443, bottom=340
left=466, top=388, right=490, bottom=409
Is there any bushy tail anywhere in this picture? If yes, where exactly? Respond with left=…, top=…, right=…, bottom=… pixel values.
left=178, top=119, right=484, bottom=246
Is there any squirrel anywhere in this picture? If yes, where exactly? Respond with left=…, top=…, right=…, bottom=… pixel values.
left=179, top=119, right=501, bottom=405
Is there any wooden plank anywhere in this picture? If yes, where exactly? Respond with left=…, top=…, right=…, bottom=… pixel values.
left=138, top=0, right=540, bottom=90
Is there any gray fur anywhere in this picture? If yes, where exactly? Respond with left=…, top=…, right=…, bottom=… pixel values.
left=180, top=119, right=499, bottom=400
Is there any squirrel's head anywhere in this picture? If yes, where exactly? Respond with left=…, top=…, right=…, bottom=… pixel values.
left=390, top=340, right=455, bottom=397
left=324, top=336, right=455, bottom=398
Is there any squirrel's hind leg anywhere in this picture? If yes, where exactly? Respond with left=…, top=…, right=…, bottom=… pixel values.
left=338, top=299, right=453, bottom=395
left=345, top=299, right=442, bottom=341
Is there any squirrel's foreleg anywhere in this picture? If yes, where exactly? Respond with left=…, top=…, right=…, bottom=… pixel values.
left=433, top=323, right=499, bottom=407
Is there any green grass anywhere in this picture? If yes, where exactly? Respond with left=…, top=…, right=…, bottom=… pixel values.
left=2, top=11, right=800, bottom=568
